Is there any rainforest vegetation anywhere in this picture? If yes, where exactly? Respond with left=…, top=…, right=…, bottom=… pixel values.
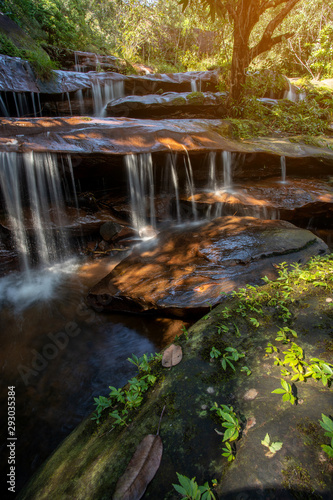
left=1, top=0, right=332, bottom=79
left=1, top=0, right=333, bottom=133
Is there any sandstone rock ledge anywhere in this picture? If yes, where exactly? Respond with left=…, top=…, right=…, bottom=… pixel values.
left=87, top=216, right=328, bottom=316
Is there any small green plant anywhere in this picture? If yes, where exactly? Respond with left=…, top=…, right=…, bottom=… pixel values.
left=210, top=346, right=222, bottom=359
left=220, top=347, right=245, bottom=371
left=249, top=317, right=260, bottom=328
left=217, top=323, right=230, bottom=334
left=306, top=359, right=333, bottom=386
left=319, top=414, right=333, bottom=458
left=222, top=441, right=235, bottom=461
left=182, top=325, right=190, bottom=340
left=233, top=323, right=241, bottom=337
left=275, top=327, right=298, bottom=343
left=211, top=403, right=241, bottom=442
left=241, top=366, right=252, bottom=376
left=221, top=306, right=232, bottom=319
left=272, top=379, right=296, bottom=405
left=261, top=433, right=283, bottom=455
left=265, top=342, right=278, bottom=354
left=282, top=343, right=307, bottom=381
left=92, top=352, right=160, bottom=424
left=172, top=473, right=216, bottom=499
left=127, top=353, right=152, bottom=371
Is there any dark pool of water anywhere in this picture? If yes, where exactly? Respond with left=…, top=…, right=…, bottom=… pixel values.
left=0, top=257, right=184, bottom=495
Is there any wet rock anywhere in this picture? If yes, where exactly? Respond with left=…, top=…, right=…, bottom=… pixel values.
left=0, top=117, right=242, bottom=155
left=105, top=91, right=227, bottom=119
left=87, top=216, right=328, bottom=316
left=131, top=63, right=154, bottom=75
left=124, top=69, right=221, bottom=95
left=70, top=51, right=130, bottom=73
left=181, top=177, right=333, bottom=226
left=100, top=221, right=122, bottom=241
left=0, top=57, right=219, bottom=96
left=0, top=55, right=39, bottom=93
left=1, top=118, right=333, bottom=172
left=19, top=255, right=333, bottom=500
left=98, top=240, right=110, bottom=251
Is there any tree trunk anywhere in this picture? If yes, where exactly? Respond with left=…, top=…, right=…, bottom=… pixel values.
left=229, top=21, right=251, bottom=102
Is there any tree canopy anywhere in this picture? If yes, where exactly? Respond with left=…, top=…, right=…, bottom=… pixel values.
left=180, top=0, right=302, bottom=99
left=1, top=0, right=333, bottom=86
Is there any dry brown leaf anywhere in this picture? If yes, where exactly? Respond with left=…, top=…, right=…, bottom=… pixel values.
left=162, top=344, right=182, bottom=367
left=113, top=434, right=163, bottom=500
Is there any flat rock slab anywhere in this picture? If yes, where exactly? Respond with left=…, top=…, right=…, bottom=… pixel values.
left=0, top=117, right=240, bottom=154
left=87, top=216, right=328, bottom=316
left=1, top=117, right=333, bottom=164
left=0, top=56, right=219, bottom=94
left=105, top=91, right=226, bottom=118
left=184, top=177, right=333, bottom=222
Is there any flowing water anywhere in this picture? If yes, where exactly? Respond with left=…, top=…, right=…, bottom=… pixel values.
left=280, top=155, right=287, bottom=183
left=0, top=257, right=182, bottom=494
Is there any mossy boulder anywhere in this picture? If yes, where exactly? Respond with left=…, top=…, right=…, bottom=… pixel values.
left=19, top=254, right=333, bottom=499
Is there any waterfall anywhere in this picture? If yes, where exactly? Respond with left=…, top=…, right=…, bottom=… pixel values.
left=74, top=51, right=85, bottom=72
left=208, top=152, right=218, bottom=193
left=191, top=77, right=201, bottom=92
left=0, top=94, right=9, bottom=116
left=222, top=151, right=232, bottom=191
left=280, top=155, right=286, bottom=183
left=284, top=80, right=298, bottom=102
left=125, top=153, right=156, bottom=238
left=182, top=146, right=198, bottom=221
left=0, top=152, right=70, bottom=272
left=164, top=152, right=181, bottom=223
left=92, top=79, right=125, bottom=116
left=65, top=92, right=73, bottom=116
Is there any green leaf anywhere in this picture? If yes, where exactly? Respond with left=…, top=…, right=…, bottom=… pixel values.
left=321, top=445, right=333, bottom=458
left=270, top=441, right=283, bottom=452
left=320, top=414, right=333, bottom=433
left=223, top=426, right=237, bottom=442
left=177, top=472, right=194, bottom=492
left=172, top=483, right=187, bottom=496
left=281, top=379, right=290, bottom=392
left=272, top=388, right=286, bottom=394
left=261, top=433, right=270, bottom=447
left=220, top=412, right=235, bottom=424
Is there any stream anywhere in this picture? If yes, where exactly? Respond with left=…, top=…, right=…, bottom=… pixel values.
left=0, top=256, right=184, bottom=494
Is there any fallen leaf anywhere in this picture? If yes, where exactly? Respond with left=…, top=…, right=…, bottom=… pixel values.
left=113, top=434, right=163, bottom=500
left=162, top=344, right=182, bottom=368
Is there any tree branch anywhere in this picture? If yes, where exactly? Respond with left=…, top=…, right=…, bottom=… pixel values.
left=262, top=0, right=301, bottom=39
left=225, top=1, right=236, bottom=20
left=249, top=31, right=295, bottom=60
left=259, top=0, right=289, bottom=16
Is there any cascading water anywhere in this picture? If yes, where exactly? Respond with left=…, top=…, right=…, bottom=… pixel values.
left=0, top=152, right=70, bottom=271
left=222, top=150, right=233, bottom=191
left=0, top=92, right=42, bottom=118
left=280, top=155, right=286, bottom=183
left=182, top=146, right=198, bottom=221
left=91, top=79, right=125, bottom=116
left=125, top=153, right=157, bottom=239
left=164, top=152, right=181, bottom=224
left=191, top=77, right=201, bottom=92
left=208, top=151, right=218, bottom=193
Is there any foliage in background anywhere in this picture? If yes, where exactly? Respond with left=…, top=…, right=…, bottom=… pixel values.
left=1, top=0, right=332, bottom=79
